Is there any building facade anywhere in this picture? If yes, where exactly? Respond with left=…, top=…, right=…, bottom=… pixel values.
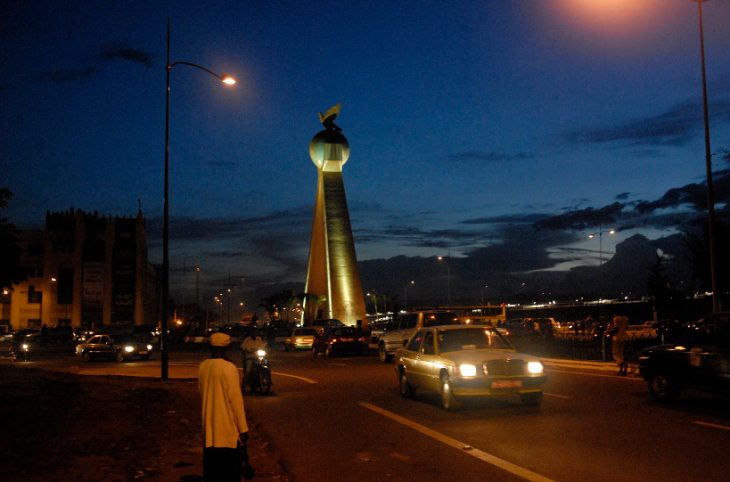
left=0, top=208, right=157, bottom=332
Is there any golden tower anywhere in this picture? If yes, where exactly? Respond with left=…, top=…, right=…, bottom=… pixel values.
left=303, top=104, right=367, bottom=328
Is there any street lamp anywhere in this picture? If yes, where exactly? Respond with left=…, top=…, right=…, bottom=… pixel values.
left=437, top=255, right=451, bottom=304
left=366, top=291, right=379, bottom=317
left=403, top=280, right=415, bottom=310
left=481, top=284, right=489, bottom=305
left=161, top=21, right=236, bottom=380
left=692, top=0, right=720, bottom=312
left=588, top=227, right=616, bottom=267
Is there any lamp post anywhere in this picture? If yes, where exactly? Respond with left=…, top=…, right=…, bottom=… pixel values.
left=366, top=291, right=379, bottom=317
left=588, top=227, right=616, bottom=303
left=693, top=0, right=720, bottom=313
left=481, top=284, right=489, bottom=305
left=588, top=227, right=615, bottom=268
left=161, top=21, right=236, bottom=380
left=194, top=266, right=201, bottom=307
left=403, top=280, right=415, bottom=310
left=437, top=255, right=451, bottom=304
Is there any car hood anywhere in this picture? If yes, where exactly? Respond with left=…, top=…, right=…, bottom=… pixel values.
left=440, top=349, right=539, bottom=364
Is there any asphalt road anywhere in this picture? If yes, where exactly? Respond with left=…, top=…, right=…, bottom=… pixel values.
left=7, top=343, right=730, bottom=481
left=248, top=348, right=730, bottom=482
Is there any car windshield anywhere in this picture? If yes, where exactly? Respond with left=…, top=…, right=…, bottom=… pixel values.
left=423, top=312, right=459, bottom=327
left=438, top=328, right=512, bottom=353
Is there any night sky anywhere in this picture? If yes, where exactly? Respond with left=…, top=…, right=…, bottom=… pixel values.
left=2, top=1, right=730, bottom=306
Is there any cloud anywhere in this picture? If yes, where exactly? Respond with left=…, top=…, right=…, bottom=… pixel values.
left=33, top=42, right=152, bottom=84
left=634, top=168, right=730, bottom=214
left=535, top=202, right=625, bottom=230
left=99, top=43, right=153, bottom=67
left=447, top=150, right=536, bottom=163
left=461, top=213, right=547, bottom=225
left=33, top=68, right=98, bottom=83
left=566, top=99, right=730, bottom=146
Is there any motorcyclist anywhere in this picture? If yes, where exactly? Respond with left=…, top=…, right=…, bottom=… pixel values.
left=240, top=329, right=267, bottom=379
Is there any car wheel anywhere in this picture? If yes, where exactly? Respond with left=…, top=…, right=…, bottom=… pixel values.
left=440, top=374, right=461, bottom=411
left=115, top=351, right=125, bottom=363
left=82, top=351, right=91, bottom=362
left=399, top=370, right=414, bottom=399
left=648, top=373, right=679, bottom=402
left=378, top=343, right=392, bottom=363
left=520, top=392, right=543, bottom=407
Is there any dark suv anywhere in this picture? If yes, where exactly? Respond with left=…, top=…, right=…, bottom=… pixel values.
left=638, top=312, right=730, bottom=401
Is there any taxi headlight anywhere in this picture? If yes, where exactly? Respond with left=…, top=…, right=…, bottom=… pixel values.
left=124, top=345, right=135, bottom=353
left=21, top=343, right=29, bottom=351
left=459, top=364, right=477, bottom=377
left=527, top=361, right=544, bottom=374
left=256, top=349, right=267, bottom=357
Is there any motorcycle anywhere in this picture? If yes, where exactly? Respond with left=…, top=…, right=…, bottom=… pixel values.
left=244, top=348, right=272, bottom=395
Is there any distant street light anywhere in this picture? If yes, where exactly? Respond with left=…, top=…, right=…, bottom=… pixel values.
left=161, top=20, right=236, bottom=380
left=366, top=291, right=379, bottom=316
left=692, top=0, right=720, bottom=312
left=588, top=227, right=616, bottom=267
left=481, top=284, right=489, bottom=305
left=403, top=280, right=415, bottom=310
left=437, top=255, right=451, bottom=303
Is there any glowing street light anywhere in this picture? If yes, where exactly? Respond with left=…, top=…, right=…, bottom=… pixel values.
left=588, top=227, right=616, bottom=267
left=403, top=280, right=415, bottom=310
left=437, top=255, right=451, bottom=303
left=161, top=20, right=236, bottom=380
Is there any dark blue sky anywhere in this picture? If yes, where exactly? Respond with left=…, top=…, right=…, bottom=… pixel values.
left=2, top=1, right=730, bottom=305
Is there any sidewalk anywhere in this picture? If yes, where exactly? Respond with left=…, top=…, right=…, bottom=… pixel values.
left=67, top=362, right=291, bottom=481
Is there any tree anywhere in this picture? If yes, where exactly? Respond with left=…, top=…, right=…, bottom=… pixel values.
left=646, top=254, right=679, bottom=320
left=0, top=189, right=27, bottom=290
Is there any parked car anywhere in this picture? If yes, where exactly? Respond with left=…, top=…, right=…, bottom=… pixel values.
left=378, top=311, right=460, bottom=363
left=395, top=325, right=547, bottom=410
left=284, top=327, right=318, bottom=351
left=638, top=312, right=730, bottom=401
left=75, top=334, right=153, bottom=362
left=312, top=326, right=365, bottom=357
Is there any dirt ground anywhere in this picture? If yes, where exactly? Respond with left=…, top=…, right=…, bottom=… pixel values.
left=0, top=363, right=287, bottom=481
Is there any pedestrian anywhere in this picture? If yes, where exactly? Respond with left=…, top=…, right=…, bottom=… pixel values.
left=198, top=332, right=251, bottom=482
left=611, top=315, right=629, bottom=376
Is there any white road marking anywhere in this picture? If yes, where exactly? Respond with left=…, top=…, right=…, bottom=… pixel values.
left=544, top=392, right=572, bottom=400
left=271, top=371, right=318, bottom=384
left=360, top=402, right=555, bottom=482
left=546, top=369, right=642, bottom=381
left=693, top=421, right=730, bottom=432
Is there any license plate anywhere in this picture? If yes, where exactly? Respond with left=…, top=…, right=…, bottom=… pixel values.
left=492, top=380, right=522, bottom=389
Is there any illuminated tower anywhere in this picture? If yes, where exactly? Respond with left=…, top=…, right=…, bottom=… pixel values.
left=303, top=104, right=367, bottom=327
